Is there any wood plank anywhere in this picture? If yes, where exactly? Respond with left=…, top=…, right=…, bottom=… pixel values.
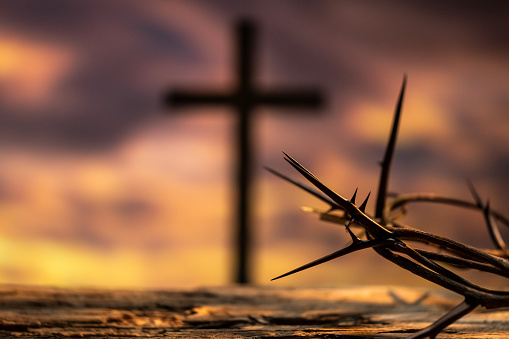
left=0, top=285, right=507, bottom=338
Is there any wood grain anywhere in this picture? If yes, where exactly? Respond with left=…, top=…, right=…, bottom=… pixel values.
left=0, top=285, right=507, bottom=338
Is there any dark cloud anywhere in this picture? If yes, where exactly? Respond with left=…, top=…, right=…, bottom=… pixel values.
left=1, top=0, right=509, bottom=152
left=0, top=0, right=205, bottom=151
left=0, top=0, right=101, bottom=37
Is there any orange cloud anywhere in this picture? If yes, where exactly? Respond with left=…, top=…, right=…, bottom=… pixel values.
left=0, top=32, right=75, bottom=109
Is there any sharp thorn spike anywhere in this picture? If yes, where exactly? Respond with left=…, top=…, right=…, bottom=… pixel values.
left=345, top=223, right=361, bottom=243
left=359, top=192, right=371, bottom=213
left=466, top=179, right=482, bottom=207
left=374, top=76, right=406, bottom=219
left=265, top=165, right=338, bottom=208
left=350, top=188, right=358, bottom=204
left=480, top=198, right=506, bottom=251
left=271, top=237, right=391, bottom=281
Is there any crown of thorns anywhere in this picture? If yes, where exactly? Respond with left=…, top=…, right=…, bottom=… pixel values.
left=268, top=76, right=509, bottom=338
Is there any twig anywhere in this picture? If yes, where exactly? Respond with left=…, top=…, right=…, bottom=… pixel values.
left=407, top=299, right=479, bottom=339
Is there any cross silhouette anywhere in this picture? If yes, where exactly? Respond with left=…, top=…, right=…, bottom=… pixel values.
left=164, top=19, right=324, bottom=284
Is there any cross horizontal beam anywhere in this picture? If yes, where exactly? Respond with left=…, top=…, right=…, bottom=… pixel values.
left=167, top=90, right=322, bottom=108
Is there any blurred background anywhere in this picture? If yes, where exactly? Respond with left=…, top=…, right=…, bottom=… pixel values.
left=0, top=0, right=508, bottom=289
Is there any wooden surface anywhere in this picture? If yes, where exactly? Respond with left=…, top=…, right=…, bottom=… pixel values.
left=0, top=284, right=507, bottom=338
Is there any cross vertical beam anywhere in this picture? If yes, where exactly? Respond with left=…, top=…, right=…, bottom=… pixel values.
left=165, top=19, right=324, bottom=284
left=233, top=21, right=254, bottom=285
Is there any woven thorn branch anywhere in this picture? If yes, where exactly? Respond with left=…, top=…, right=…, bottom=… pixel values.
left=268, top=76, right=509, bottom=339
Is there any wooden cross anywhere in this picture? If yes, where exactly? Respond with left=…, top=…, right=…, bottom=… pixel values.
left=164, top=19, right=323, bottom=284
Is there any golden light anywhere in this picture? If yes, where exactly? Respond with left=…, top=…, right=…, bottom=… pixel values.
left=0, top=33, right=74, bottom=107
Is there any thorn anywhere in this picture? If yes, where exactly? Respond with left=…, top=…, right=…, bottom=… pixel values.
left=282, top=151, right=293, bottom=160
left=359, top=192, right=371, bottom=213
left=466, top=179, right=482, bottom=207
left=345, top=221, right=361, bottom=243
left=374, top=75, right=406, bottom=219
left=350, top=188, right=358, bottom=204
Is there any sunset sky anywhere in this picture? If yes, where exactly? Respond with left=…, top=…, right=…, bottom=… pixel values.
left=0, top=0, right=508, bottom=289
